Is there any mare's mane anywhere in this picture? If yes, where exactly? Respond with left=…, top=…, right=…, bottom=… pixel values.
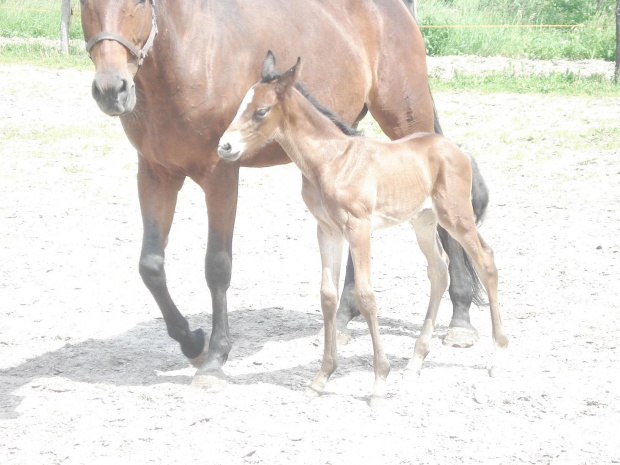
left=261, top=73, right=362, bottom=137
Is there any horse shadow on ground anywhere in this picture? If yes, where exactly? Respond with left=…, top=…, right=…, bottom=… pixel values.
left=0, top=307, right=476, bottom=419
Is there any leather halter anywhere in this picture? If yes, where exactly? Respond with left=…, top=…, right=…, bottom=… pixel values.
left=85, top=0, right=158, bottom=69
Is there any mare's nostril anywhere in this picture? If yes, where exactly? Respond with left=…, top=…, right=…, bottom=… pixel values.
left=221, top=142, right=232, bottom=152
left=92, top=81, right=102, bottom=101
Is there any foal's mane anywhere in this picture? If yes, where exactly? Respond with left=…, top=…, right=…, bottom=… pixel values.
left=261, top=73, right=362, bottom=137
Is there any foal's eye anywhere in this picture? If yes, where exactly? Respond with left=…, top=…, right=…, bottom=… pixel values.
left=254, top=107, right=270, bottom=119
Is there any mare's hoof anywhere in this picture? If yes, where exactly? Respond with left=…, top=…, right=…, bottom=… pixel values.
left=184, top=329, right=208, bottom=368
left=443, top=326, right=479, bottom=348
left=187, top=343, right=209, bottom=368
left=191, top=370, right=228, bottom=392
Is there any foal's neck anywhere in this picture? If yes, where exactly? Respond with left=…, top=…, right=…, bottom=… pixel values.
left=276, top=90, right=351, bottom=184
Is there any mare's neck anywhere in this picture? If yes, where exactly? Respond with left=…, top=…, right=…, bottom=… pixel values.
left=134, top=0, right=212, bottom=97
left=276, top=90, right=350, bottom=184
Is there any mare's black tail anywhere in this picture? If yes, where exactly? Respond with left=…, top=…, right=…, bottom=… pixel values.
left=431, top=88, right=488, bottom=306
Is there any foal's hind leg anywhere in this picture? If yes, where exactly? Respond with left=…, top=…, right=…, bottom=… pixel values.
left=406, top=209, right=449, bottom=376
left=308, top=227, right=344, bottom=395
left=435, top=206, right=508, bottom=376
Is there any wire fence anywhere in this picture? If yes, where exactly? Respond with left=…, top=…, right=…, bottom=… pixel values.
left=0, top=5, right=614, bottom=28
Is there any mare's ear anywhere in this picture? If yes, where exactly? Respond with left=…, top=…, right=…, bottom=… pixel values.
left=275, top=57, right=301, bottom=96
left=261, top=50, right=276, bottom=80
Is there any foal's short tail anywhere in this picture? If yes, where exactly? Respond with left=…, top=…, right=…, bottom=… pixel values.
left=431, top=87, right=488, bottom=306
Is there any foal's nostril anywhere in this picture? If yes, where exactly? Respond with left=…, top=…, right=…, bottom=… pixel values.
left=221, top=142, right=232, bottom=152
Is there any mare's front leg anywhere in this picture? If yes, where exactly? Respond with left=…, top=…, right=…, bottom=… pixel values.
left=137, top=158, right=207, bottom=361
left=308, top=226, right=344, bottom=395
left=192, top=160, right=239, bottom=388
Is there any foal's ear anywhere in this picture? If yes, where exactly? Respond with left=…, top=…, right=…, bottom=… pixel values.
left=275, top=57, right=301, bottom=96
left=261, top=50, right=276, bottom=80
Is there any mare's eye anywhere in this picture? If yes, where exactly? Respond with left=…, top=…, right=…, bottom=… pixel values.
left=254, top=107, right=270, bottom=119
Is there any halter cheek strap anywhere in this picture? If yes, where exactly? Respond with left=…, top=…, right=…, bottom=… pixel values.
left=85, top=0, right=158, bottom=69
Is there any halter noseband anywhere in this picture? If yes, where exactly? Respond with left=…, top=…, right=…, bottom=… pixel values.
left=85, top=0, right=158, bottom=69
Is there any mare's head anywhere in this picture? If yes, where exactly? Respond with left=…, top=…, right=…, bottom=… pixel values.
left=81, top=0, right=157, bottom=116
left=218, top=51, right=300, bottom=162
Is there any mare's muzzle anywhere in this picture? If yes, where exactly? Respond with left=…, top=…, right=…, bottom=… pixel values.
left=91, top=69, right=136, bottom=116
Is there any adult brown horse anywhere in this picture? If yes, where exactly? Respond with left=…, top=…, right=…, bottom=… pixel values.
left=80, top=0, right=486, bottom=387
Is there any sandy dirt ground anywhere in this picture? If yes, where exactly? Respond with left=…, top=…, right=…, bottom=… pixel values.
left=1, top=59, right=619, bottom=464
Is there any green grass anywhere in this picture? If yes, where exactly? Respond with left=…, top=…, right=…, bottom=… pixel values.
left=0, top=40, right=91, bottom=68
left=430, top=70, right=620, bottom=96
left=419, top=0, right=616, bottom=59
left=0, top=0, right=83, bottom=39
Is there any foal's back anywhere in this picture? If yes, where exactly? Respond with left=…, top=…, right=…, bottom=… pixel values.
left=327, top=133, right=471, bottom=229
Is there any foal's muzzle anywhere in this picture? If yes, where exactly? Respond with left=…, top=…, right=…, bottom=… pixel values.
left=217, top=142, right=241, bottom=161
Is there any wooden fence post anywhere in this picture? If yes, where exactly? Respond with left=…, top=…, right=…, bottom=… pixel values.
left=616, top=0, right=619, bottom=82
left=60, top=0, right=71, bottom=54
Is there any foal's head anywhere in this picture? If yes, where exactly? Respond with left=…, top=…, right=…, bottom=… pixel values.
left=218, top=51, right=300, bottom=162
left=81, top=0, right=157, bottom=116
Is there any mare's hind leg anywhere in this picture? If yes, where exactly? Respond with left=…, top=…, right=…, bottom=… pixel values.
left=438, top=228, right=480, bottom=348
left=406, top=210, right=449, bottom=376
left=137, top=158, right=207, bottom=362
left=308, top=227, right=344, bottom=395
left=435, top=205, right=509, bottom=376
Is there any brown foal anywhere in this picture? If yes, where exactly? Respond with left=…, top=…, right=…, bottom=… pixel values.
left=218, top=53, right=508, bottom=403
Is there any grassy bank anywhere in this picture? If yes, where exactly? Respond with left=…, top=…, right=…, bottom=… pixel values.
left=430, top=70, right=620, bottom=95
left=418, top=0, right=616, bottom=60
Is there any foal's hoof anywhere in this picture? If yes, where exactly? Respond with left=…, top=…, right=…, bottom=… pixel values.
left=191, top=369, right=228, bottom=392
left=337, top=330, right=352, bottom=346
left=488, top=365, right=505, bottom=378
left=369, top=395, right=387, bottom=409
left=402, top=367, right=421, bottom=384
left=314, top=328, right=352, bottom=346
left=443, top=326, right=479, bottom=348
left=305, top=386, right=322, bottom=398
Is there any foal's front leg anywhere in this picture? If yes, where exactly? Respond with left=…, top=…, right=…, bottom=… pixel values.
left=347, top=220, right=390, bottom=405
left=308, top=226, right=344, bottom=395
